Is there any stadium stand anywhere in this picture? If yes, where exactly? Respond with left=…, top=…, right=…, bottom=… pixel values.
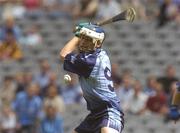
left=0, top=0, right=180, bottom=133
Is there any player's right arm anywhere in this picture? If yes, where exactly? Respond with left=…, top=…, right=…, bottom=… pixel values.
left=59, top=22, right=90, bottom=61
left=60, top=23, right=99, bottom=78
left=60, top=39, right=96, bottom=78
left=59, top=37, right=80, bottom=61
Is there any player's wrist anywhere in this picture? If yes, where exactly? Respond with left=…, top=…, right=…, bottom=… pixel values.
left=75, top=31, right=81, bottom=37
left=74, top=22, right=91, bottom=37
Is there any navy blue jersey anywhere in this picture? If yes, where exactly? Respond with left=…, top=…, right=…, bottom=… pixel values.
left=64, top=48, right=121, bottom=111
left=176, top=82, right=180, bottom=92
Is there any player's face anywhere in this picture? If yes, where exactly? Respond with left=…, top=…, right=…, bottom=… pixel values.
left=78, top=35, right=95, bottom=52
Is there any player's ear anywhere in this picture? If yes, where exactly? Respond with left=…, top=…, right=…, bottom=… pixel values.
left=95, top=40, right=102, bottom=48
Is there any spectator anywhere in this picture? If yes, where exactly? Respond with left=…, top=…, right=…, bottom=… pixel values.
left=111, top=63, right=122, bottom=85
left=34, top=59, right=51, bottom=90
left=113, top=74, right=123, bottom=108
left=12, top=83, right=42, bottom=133
left=24, top=72, right=41, bottom=96
left=62, top=74, right=82, bottom=104
left=157, top=65, right=178, bottom=95
left=72, top=0, right=98, bottom=19
left=43, top=0, right=59, bottom=10
left=40, top=102, right=63, bottom=133
left=24, top=72, right=34, bottom=87
left=15, top=72, right=26, bottom=94
left=144, top=75, right=157, bottom=97
left=43, top=72, right=63, bottom=96
left=127, top=80, right=148, bottom=115
left=158, top=0, right=180, bottom=7
left=22, top=25, right=42, bottom=46
left=114, top=75, right=122, bottom=94
left=0, top=76, right=16, bottom=107
left=156, top=0, right=178, bottom=27
left=0, top=30, right=23, bottom=60
left=0, top=16, right=22, bottom=42
left=58, top=0, right=79, bottom=17
left=23, top=0, right=42, bottom=10
left=2, top=0, right=26, bottom=20
left=0, top=105, right=16, bottom=133
left=144, top=0, right=159, bottom=20
left=44, top=85, right=65, bottom=115
left=96, top=0, right=121, bottom=19
left=116, top=74, right=134, bottom=112
left=23, top=0, right=43, bottom=18
left=170, top=0, right=180, bottom=24
left=42, top=0, right=61, bottom=18
left=121, top=68, right=133, bottom=78
left=176, top=12, right=180, bottom=24
left=167, top=81, right=177, bottom=106
left=144, top=82, right=168, bottom=116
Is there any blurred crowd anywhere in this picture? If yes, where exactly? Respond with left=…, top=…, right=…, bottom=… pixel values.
left=0, top=58, right=85, bottom=133
left=0, top=59, right=179, bottom=132
left=112, top=64, right=178, bottom=116
left=0, top=0, right=180, bottom=133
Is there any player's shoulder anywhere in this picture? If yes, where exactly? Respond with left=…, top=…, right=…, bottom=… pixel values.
left=98, top=49, right=110, bottom=60
left=97, top=48, right=109, bottom=56
left=77, top=48, right=109, bottom=63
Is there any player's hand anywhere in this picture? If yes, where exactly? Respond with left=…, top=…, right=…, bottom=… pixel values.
left=169, top=105, right=180, bottom=122
left=74, top=22, right=90, bottom=37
